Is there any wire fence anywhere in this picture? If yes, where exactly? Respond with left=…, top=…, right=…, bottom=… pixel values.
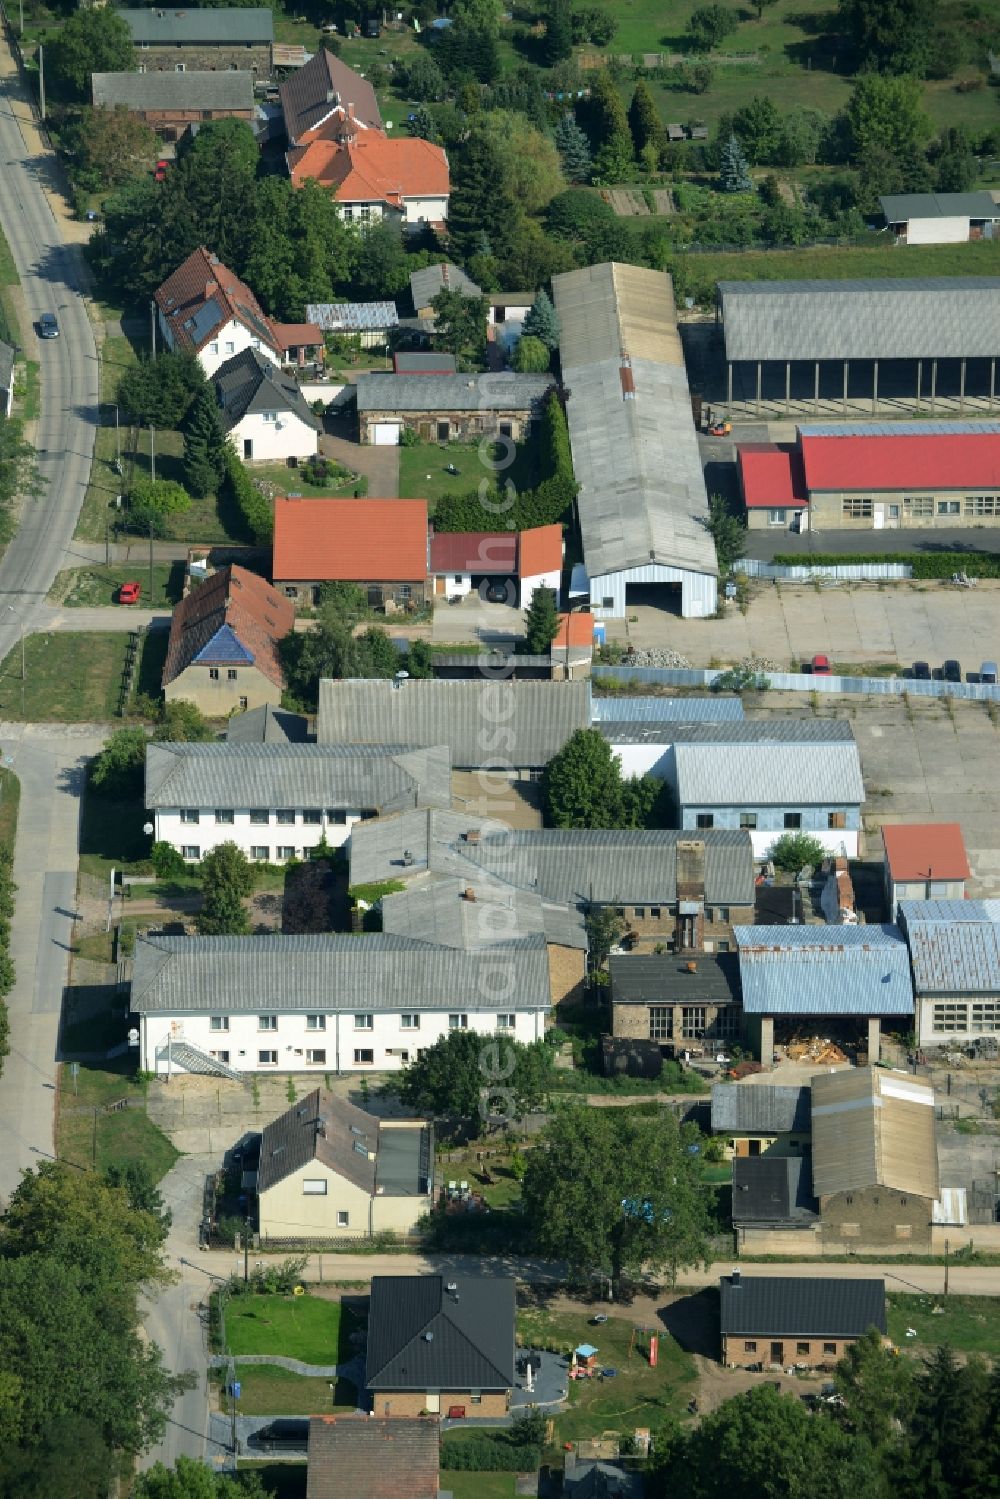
left=591, top=664, right=1000, bottom=703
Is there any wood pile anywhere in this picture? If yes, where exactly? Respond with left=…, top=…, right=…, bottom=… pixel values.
left=785, top=1035, right=848, bottom=1064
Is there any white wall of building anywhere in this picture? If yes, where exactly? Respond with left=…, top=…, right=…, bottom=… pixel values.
left=144, top=1004, right=547, bottom=1075
left=749, top=827, right=858, bottom=859
left=520, top=567, right=561, bottom=609
left=402, top=194, right=449, bottom=226
left=159, top=309, right=280, bottom=377
left=589, top=562, right=718, bottom=620
left=907, top=216, right=970, bottom=245
left=609, top=743, right=669, bottom=778
left=916, top=993, right=1000, bottom=1047
left=153, top=806, right=363, bottom=861
left=436, top=571, right=475, bottom=599
left=235, top=409, right=319, bottom=463
left=338, top=195, right=448, bottom=231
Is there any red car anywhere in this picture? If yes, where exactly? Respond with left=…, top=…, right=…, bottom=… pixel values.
left=811, top=654, right=832, bottom=675
left=119, top=581, right=142, bottom=605
left=153, top=160, right=170, bottom=182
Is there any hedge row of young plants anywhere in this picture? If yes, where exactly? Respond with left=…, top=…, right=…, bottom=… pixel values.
left=432, top=391, right=577, bottom=532
left=770, top=551, right=1000, bottom=578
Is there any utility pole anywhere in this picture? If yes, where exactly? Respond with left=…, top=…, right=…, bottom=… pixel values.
left=18, top=0, right=23, bottom=37
left=37, top=43, right=45, bottom=121
left=149, top=519, right=154, bottom=603
left=149, top=425, right=155, bottom=484
left=243, top=1216, right=251, bottom=1283
left=944, top=1238, right=950, bottom=1296
left=150, top=300, right=157, bottom=358
left=115, top=404, right=121, bottom=470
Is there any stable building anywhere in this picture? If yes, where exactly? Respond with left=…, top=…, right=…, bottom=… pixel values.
left=610, top=952, right=741, bottom=1057
left=717, top=277, right=1000, bottom=416
left=91, top=72, right=255, bottom=142
left=356, top=372, right=555, bottom=445
left=881, top=191, right=1000, bottom=246
left=253, top=1089, right=432, bottom=1242
left=117, top=6, right=274, bottom=76
left=272, top=496, right=429, bottom=609
left=719, top=1272, right=886, bottom=1369
left=898, top=899, right=1000, bottom=1047
left=553, top=262, right=718, bottom=620
left=739, top=422, right=1000, bottom=532
left=734, top=924, right=914, bottom=1065
left=883, top=823, right=970, bottom=919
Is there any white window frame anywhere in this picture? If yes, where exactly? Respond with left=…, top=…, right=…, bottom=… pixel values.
left=210, top=1016, right=230, bottom=1032
left=250, top=846, right=269, bottom=861
left=496, top=1014, right=515, bottom=1031
left=354, top=1013, right=373, bottom=1030
left=258, top=1049, right=278, bottom=1065
left=182, top=845, right=200, bottom=860
left=215, top=809, right=234, bottom=824
left=449, top=1013, right=469, bottom=1030
left=306, top=1015, right=326, bottom=1031
left=306, top=1048, right=327, bottom=1064
left=767, top=508, right=786, bottom=526
left=337, top=1210, right=350, bottom=1227
left=258, top=1015, right=278, bottom=1032
left=401, top=1013, right=420, bottom=1030
left=180, top=809, right=200, bottom=824
left=302, top=1179, right=327, bottom=1195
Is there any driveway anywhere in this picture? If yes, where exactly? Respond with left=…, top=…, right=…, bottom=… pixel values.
left=0, top=42, right=98, bottom=655
left=320, top=432, right=398, bottom=498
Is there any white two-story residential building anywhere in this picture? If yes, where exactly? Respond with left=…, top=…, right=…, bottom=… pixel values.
left=131, top=932, right=552, bottom=1076
left=145, top=742, right=451, bottom=862
left=214, top=347, right=320, bottom=463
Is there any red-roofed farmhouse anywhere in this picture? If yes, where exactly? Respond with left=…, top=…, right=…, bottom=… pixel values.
left=428, top=522, right=562, bottom=606
left=273, top=497, right=429, bottom=608
left=163, top=564, right=294, bottom=714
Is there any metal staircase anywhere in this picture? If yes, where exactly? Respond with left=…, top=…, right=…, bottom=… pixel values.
left=162, top=1039, right=246, bottom=1083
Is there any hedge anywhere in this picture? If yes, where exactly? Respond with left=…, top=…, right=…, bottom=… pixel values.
left=770, top=550, right=1000, bottom=579
left=433, top=391, right=577, bottom=533
left=222, top=444, right=272, bottom=543
left=440, top=1441, right=541, bottom=1471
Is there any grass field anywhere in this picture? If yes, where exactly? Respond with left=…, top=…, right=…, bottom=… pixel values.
left=15, top=359, right=40, bottom=422
left=225, top=1366, right=357, bottom=1416
left=443, top=1475, right=517, bottom=1499
left=515, top=1308, right=695, bottom=1442
left=48, top=562, right=184, bottom=609
left=0, top=632, right=132, bottom=721
left=56, top=1057, right=179, bottom=1179
left=887, top=1294, right=1000, bottom=1356
left=0, top=767, right=20, bottom=852
left=398, top=440, right=539, bottom=512
left=225, top=1295, right=356, bottom=1366
left=0, top=220, right=18, bottom=287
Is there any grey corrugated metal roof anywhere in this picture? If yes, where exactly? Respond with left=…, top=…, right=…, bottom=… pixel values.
left=590, top=695, right=745, bottom=724
left=306, top=302, right=399, bottom=332
left=711, top=1083, right=811, bottom=1134
left=610, top=953, right=740, bottom=1007
left=356, top=372, right=555, bottom=413
left=118, top=6, right=274, bottom=42
left=131, top=932, right=552, bottom=1014
left=317, top=678, right=590, bottom=768
left=719, top=1275, right=886, bottom=1338
left=409, top=263, right=481, bottom=308
left=225, top=705, right=309, bottom=744
left=367, top=1275, right=515, bottom=1391
left=351, top=815, right=755, bottom=908
left=811, top=1067, right=938, bottom=1199
left=732, top=1156, right=817, bottom=1225
left=92, top=70, right=255, bottom=111
left=381, top=878, right=588, bottom=951
left=881, top=192, right=1000, bottom=223
left=736, top=925, right=913, bottom=1016
left=899, top=899, right=1000, bottom=993
left=674, top=741, right=864, bottom=808
left=144, top=742, right=451, bottom=813
left=719, top=277, right=1000, bottom=362
left=553, top=262, right=717, bottom=582
left=799, top=420, right=1000, bottom=439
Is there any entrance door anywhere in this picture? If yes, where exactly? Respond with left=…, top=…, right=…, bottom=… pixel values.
left=771, top=1342, right=784, bottom=1364
left=243, top=438, right=253, bottom=459
left=425, top=1393, right=440, bottom=1414
left=886, top=503, right=900, bottom=528
left=873, top=504, right=885, bottom=530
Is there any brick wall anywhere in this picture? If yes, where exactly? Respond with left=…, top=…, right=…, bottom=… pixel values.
left=360, top=410, right=535, bottom=443
left=137, top=42, right=272, bottom=74
left=612, top=1000, right=739, bottom=1049
left=722, top=1333, right=858, bottom=1368
left=547, top=945, right=585, bottom=1006
left=369, top=1390, right=509, bottom=1418
left=820, top=1185, right=933, bottom=1250
left=604, top=901, right=753, bottom=955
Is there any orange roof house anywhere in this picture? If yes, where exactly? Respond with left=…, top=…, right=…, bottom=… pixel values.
left=883, top=823, right=971, bottom=915
left=288, top=134, right=450, bottom=230
left=154, top=247, right=323, bottom=373
left=162, top=564, right=294, bottom=714
left=272, top=497, right=430, bottom=609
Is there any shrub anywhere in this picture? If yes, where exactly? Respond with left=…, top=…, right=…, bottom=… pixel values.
left=440, top=1440, right=541, bottom=1471
left=770, top=550, right=1000, bottom=579
left=151, top=841, right=186, bottom=879
left=221, top=443, right=272, bottom=543
left=769, top=832, right=826, bottom=872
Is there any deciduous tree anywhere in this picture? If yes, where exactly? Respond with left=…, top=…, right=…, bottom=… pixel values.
left=128, top=478, right=192, bottom=538
left=197, top=840, right=254, bottom=935
left=90, top=726, right=147, bottom=798
left=686, top=4, right=736, bottom=52
left=397, top=1027, right=554, bottom=1122
left=430, top=286, right=490, bottom=362
left=513, top=334, right=551, bottom=372
left=66, top=104, right=156, bottom=190
left=838, top=0, right=933, bottom=75
left=46, top=7, right=134, bottom=100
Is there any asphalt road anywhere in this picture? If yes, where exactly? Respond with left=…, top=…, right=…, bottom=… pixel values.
left=0, top=57, right=98, bottom=651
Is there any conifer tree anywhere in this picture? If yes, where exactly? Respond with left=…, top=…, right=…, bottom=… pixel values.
left=448, top=128, right=518, bottom=263
left=522, top=288, right=560, bottom=351
left=554, top=112, right=593, bottom=183
left=719, top=133, right=753, bottom=192
left=524, top=585, right=560, bottom=654
left=544, top=0, right=573, bottom=64
left=628, top=79, right=663, bottom=159
left=182, top=385, right=227, bottom=499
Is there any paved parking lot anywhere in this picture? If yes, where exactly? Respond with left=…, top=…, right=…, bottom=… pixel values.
left=745, top=692, right=1000, bottom=896
left=616, top=579, right=1000, bottom=675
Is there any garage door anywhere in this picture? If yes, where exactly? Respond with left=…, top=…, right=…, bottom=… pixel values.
left=371, top=422, right=401, bottom=446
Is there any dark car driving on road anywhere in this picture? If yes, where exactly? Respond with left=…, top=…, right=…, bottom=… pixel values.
left=38, top=312, right=59, bottom=339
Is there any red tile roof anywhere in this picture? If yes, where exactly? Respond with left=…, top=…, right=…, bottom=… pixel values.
left=155, top=246, right=278, bottom=357
left=518, top=523, right=563, bottom=578
left=162, top=564, right=294, bottom=690
left=273, top=497, right=429, bottom=582
left=554, top=612, right=595, bottom=649
left=882, top=823, right=970, bottom=883
left=801, top=430, right=1000, bottom=492
left=290, top=133, right=449, bottom=206
left=737, top=444, right=809, bottom=508
left=273, top=321, right=323, bottom=350
left=430, top=531, right=517, bottom=575
left=306, top=1414, right=439, bottom=1499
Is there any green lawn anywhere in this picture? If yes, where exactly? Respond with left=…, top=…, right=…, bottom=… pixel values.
left=0, top=767, right=20, bottom=852
left=224, top=1366, right=357, bottom=1416
left=250, top=461, right=361, bottom=496
left=0, top=632, right=132, bottom=721
left=0, top=220, right=18, bottom=287
left=56, top=1057, right=180, bottom=1179
left=887, top=1294, right=1000, bottom=1357
left=398, top=440, right=539, bottom=513
left=225, top=1294, right=356, bottom=1366
left=48, top=562, right=184, bottom=609
left=443, top=1476, right=517, bottom=1499
left=15, top=359, right=40, bottom=422
left=515, top=1309, right=695, bottom=1443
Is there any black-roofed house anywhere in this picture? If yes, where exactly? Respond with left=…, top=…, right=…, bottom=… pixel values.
left=719, top=1271, right=886, bottom=1369
left=731, top=1156, right=818, bottom=1251
left=280, top=45, right=383, bottom=148
left=610, top=953, right=742, bottom=1058
left=253, top=1089, right=432, bottom=1241
left=366, top=1274, right=515, bottom=1418
left=306, top=1414, right=440, bottom=1499
left=213, top=346, right=320, bottom=463
left=710, top=1082, right=812, bottom=1157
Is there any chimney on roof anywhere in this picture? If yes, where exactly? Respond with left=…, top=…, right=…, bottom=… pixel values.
left=464, top=829, right=481, bottom=844
left=731, top=1267, right=741, bottom=1288
left=463, top=887, right=476, bottom=902
left=205, top=280, right=217, bottom=299
left=347, top=101, right=355, bottom=119
left=685, top=960, right=697, bottom=974
left=676, top=838, right=706, bottom=903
